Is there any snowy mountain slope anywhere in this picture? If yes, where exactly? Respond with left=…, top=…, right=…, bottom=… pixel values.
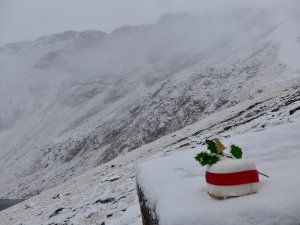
left=0, top=83, right=299, bottom=225
left=0, top=8, right=300, bottom=199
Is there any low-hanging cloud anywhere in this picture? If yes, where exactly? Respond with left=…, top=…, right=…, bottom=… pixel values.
left=0, top=0, right=299, bottom=46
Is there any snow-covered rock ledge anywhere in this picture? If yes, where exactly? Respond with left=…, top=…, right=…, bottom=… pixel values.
left=136, top=184, right=159, bottom=225
left=136, top=115, right=300, bottom=225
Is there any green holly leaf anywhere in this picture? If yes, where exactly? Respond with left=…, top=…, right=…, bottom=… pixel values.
left=205, top=139, right=217, bottom=154
left=195, top=152, right=220, bottom=166
left=230, top=144, right=243, bottom=159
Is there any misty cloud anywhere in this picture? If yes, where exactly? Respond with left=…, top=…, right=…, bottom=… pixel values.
left=0, top=0, right=299, bottom=45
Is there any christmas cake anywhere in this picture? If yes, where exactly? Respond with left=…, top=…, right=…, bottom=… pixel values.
left=206, top=158, right=259, bottom=199
left=195, top=139, right=261, bottom=199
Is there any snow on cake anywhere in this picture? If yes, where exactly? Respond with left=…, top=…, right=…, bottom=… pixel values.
left=195, top=139, right=260, bottom=199
left=206, top=158, right=259, bottom=198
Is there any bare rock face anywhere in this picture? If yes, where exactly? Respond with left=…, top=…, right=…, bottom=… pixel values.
left=137, top=184, right=159, bottom=225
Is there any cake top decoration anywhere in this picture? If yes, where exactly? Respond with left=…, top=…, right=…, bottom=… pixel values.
left=195, top=139, right=243, bottom=166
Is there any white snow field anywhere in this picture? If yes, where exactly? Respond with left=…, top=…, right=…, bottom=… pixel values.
left=0, top=84, right=299, bottom=225
left=137, top=114, right=300, bottom=225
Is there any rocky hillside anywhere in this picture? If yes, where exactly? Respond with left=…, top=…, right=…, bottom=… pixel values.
left=0, top=81, right=299, bottom=225
left=0, top=8, right=299, bottom=198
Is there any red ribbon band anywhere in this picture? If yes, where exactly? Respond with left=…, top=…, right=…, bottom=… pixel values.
left=205, top=170, right=259, bottom=186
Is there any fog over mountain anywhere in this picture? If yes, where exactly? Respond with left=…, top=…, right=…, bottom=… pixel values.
left=0, top=0, right=299, bottom=45
left=0, top=4, right=299, bottom=199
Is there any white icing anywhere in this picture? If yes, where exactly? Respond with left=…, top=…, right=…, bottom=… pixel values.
left=207, top=158, right=257, bottom=174
left=207, top=183, right=259, bottom=197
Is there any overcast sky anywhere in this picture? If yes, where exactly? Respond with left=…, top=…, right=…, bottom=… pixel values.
left=0, top=0, right=298, bottom=46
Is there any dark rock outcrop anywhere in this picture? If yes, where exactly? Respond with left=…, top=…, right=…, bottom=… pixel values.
left=137, top=184, right=159, bottom=225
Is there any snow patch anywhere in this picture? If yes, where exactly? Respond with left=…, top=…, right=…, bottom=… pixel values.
left=137, top=117, right=300, bottom=225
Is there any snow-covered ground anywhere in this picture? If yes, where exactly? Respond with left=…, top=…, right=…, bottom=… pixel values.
left=137, top=114, right=300, bottom=225
left=0, top=83, right=299, bottom=225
